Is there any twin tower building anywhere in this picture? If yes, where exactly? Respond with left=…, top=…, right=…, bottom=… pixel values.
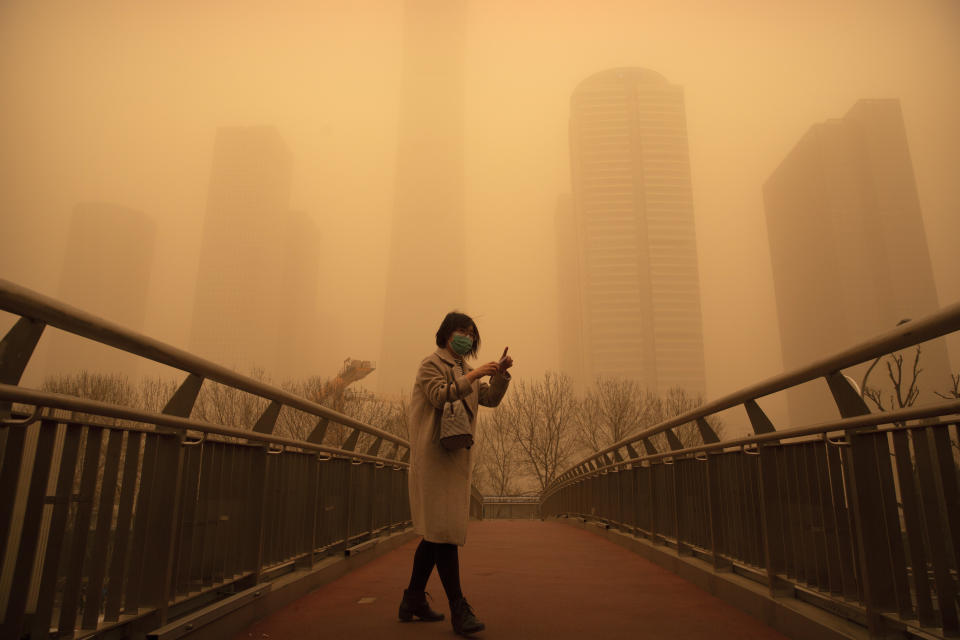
left=49, top=0, right=949, bottom=427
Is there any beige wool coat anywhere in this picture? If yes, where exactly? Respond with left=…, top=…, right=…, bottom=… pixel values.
left=408, top=348, right=510, bottom=546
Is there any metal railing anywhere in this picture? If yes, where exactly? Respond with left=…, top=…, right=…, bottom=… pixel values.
left=0, top=280, right=413, bottom=639
left=470, top=486, right=484, bottom=521
left=482, top=496, right=540, bottom=520
left=542, top=302, right=960, bottom=639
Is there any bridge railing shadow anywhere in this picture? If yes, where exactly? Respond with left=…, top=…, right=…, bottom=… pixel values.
left=0, top=280, right=412, bottom=639
left=542, top=302, right=960, bottom=640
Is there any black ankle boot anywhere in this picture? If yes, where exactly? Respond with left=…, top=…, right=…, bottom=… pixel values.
left=398, top=589, right=444, bottom=622
left=450, top=596, right=485, bottom=635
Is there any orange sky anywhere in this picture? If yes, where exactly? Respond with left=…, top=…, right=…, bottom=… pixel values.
left=1, top=0, right=958, bottom=434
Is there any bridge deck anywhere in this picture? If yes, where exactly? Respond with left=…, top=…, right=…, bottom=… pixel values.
left=233, top=520, right=787, bottom=639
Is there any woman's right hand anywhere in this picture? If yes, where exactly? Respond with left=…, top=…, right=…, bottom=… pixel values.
left=467, top=362, right=501, bottom=381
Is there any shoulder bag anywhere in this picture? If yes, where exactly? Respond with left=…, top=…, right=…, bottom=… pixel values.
left=437, top=363, right=475, bottom=450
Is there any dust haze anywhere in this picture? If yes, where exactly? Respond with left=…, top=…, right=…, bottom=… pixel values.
left=2, top=0, right=958, bottom=434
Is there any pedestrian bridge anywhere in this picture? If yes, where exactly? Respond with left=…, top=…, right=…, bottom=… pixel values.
left=1, top=279, right=959, bottom=640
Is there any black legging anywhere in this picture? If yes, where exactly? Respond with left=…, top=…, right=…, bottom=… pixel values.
left=407, top=539, right=463, bottom=603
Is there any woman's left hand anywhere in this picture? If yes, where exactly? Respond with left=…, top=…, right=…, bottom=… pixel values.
left=498, top=348, right=513, bottom=374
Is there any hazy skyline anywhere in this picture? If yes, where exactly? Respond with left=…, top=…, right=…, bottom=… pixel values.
left=2, top=0, right=958, bottom=435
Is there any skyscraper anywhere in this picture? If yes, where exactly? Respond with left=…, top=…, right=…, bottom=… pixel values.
left=190, top=126, right=293, bottom=378
left=566, top=68, right=706, bottom=396
left=378, top=0, right=467, bottom=395
left=764, top=99, right=952, bottom=426
left=46, top=202, right=156, bottom=377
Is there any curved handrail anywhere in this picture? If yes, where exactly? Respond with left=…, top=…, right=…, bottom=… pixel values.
left=0, top=279, right=406, bottom=448
left=543, top=399, right=960, bottom=496
left=547, top=300, right=960, bottom=492
left=0, top=383, right=406, bottom=467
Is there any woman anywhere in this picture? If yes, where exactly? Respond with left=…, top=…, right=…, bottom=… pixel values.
left=399, top=311, right=513, bottom=636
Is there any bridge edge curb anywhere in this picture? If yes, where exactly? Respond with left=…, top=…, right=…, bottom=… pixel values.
left=549, top=516, right=870, bottom=640
left=147, top=527, right=420, bottom=640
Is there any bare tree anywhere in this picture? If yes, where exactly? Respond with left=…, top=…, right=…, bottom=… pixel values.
left=277, top=376, right=402, bottom=449
left=576, top=376, right=661, bottom=453
left=340, top=387, right=405, bottom=451
left=193, top=367, right=271, bottom=431
left=137, top=376, right=179, bottom=413
left=507, top=372, right=579, bottom=491
left=42, top=371, right=137, bottom=424
left=934, top=371, right=960, bottom=400
left=276, top=374, right=340, bottom=441
left=475, top=409, right=520, bottom=496
left=863, top=346, right=922, bottom=411
left=649, top=386, right=724, bottom=451
left=933, top=370, right=960, bottom=461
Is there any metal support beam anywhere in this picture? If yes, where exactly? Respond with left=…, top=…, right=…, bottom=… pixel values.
left=252, top=401, right=282, bottom=434
left=825, top=372, right=871, bottom=419
left=385, top=441, right=399, bottom=461
left=154, top=374, right=205, bottom=435
left=0, top=317, right=45, bottom=417
left=642, top=438, right=658, bottom=456
left=365, top=437, right=382, bottom=457
left=162, top=374, right=204, bottom=417
left=695, top=417, right=719, bottom=444
left=342, top=429, right=360, bottom=452
left=664, top=428, right=683, bottom=451
left=744, top=399, right=776, bottom=435
left=307, top=417, right=328, bottom=444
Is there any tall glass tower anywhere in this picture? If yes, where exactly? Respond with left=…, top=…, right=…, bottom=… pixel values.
left=567, top=68, right=706, bottom=395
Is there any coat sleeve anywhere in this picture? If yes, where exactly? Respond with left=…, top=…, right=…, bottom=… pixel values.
left=417, top=358, right=474, bottom=410
left=478, top=372, right=510, bottom=408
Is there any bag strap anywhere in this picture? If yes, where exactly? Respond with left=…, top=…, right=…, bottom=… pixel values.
left=439, top=359, right=475, bottom=420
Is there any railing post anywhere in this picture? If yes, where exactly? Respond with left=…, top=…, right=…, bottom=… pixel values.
left=648, top=464, right=658, bottom=544
left=705, top=454, right=731, bottom=571
left=250, top=446, right=270, bottom=583
left=342, top=459, right=354, bottom=553
left=844, top=430, right=905, bottom=638
left=0, top=317, right=45, bottom=419
left=758, top=443, right=790, bottom=596
left=673, top=460, right=690, bottom=555
left=157, top=434, right=188, bottom=625
left=307, top=454, right=321, bottom=568
left=912, top=427, right=960, bottom=635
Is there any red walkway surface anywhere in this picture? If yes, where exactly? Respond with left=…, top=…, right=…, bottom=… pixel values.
left=234, top=520, right=788, bottom=639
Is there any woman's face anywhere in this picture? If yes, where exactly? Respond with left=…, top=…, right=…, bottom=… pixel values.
left=448, top=326, right=477, bottom=354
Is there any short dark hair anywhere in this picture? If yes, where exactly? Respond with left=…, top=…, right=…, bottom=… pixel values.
left=435, top=311, right=480, bottom=358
